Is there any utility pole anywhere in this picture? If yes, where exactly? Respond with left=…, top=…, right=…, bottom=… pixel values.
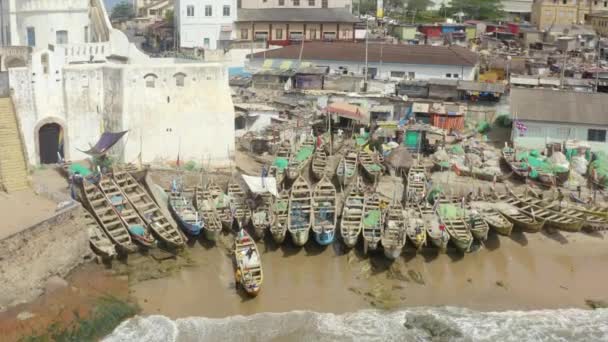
left=560, top=51, right=567, bottom=89
left=595, top=41, right=601, bottom=92
left=364, top=19, right=369, bottom=91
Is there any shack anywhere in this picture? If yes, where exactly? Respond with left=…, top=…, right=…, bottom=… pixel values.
left=457, top=81, right=506, bottom=101
left=396, top=80, right=429, bottom=98
left=325, top=102, right=369, bottom=133
left=294, top=66, right=327, bottom=90
left=252, top=69, right=294, bottom=90
left=428, top=79, right=459, bottom=100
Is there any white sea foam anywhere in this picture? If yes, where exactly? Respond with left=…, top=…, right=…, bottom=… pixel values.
left=103, top=307, right=608, bottom=342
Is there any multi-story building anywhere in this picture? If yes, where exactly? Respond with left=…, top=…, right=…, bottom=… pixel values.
left=502, top=0, right=534, bottom=21
left=234, top=0, right=358, bottom=44
left=137, top=0, right=174, bottom=21
left=175, top=0, right=237, bottom=50
left=531, top=0, right=608, bottom=29
left=587, top=10, right=608, bottom=36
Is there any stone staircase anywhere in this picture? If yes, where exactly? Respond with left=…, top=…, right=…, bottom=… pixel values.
left=0, top=97, right=29, bottom=192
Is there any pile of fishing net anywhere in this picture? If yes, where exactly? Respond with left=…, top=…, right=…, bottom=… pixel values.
left=437, top=203, right=466, bottom=219
left=590, top=152, right=608, bottom=187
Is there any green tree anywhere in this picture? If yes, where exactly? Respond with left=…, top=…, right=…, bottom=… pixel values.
left=448, top=0, right=504, bottom=20
left=406, top=0, right=432, bottom=12
left=111, top=1, right=135, bottom=20
left=164, top=9, right=174, bottom=26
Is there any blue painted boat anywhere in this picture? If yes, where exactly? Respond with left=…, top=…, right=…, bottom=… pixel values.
left=168, top=180, right=203, bottom=236
left=312, top=176, right=337, bottom=246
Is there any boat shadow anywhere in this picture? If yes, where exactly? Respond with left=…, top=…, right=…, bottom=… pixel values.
left=582, top=230, right=605, bottom=239
left=303, top=239, right=327, bottom=256
left=541, top=228, right=569, bottom=245
left=509, top=231, right=529, bottom=246
left=279, top=235, right=304, bottom=258
left=369, top=253, right=394, bottom=275
left=197, top=235, right=216, bottom=250
left=484, top=232, right=501, bottom=251
left=260, top=233, right=281, bottom=253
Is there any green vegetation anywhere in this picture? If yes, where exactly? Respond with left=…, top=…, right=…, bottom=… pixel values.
left=21, top=296, right=139, bottom=342
left=110, top=1, right=135, bottom=21
left=445, top=0, right=504, bottom=20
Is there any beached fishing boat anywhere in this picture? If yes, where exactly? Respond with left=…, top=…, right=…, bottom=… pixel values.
left=312, top=176, right=337, bottom=246
left=286, top=138, right=315, bottom=181
left=113, top=171, right=185, bottom=248
left=168, top=180, right=203, bottom=236
left=234, top=229, right=263, bottom=297
left=98, top=176, right=156, bottom=248
left=406, top=165, right=427, bottom=205
left=405, top=206, right=427, bottom=251
left=362, top=193, right=383, bottom=253
left=249, top=193, right=271, bottom=240
left=470, top=203, right=513, bottom=236
left=506, top=190, right=585, bottom=232
left=437, top=203, right=473, bottom=253
left=502, top=146, right=530, bottom=179
left=359, top=150, right=384, bottom=182
left=227, top=182, right=249, bottom=223
left=340, top=178, right=365, bottom=248
left=193, top=185, right=223, bottom=242
left=311, top=149, right=328, bottom=181
left=419, top=205, right=449, bottom=252
left=207, top=182, right=232, bottom=228
left=269, top=143, right=291, bottom=185
left=84, top=212, right=116, bottom=259
left=288, top=175, right=312, bottom=246
left=467, top=209, right=489, bottom=241
left=80, top=180, right=137, bottom=253
left=270, top=190, right=289, bottom=244
left=382, top=205, right=407, bottom=259
left=337, top=150, right=358, bottom=189
left=493, top=198, right=545, bottom=232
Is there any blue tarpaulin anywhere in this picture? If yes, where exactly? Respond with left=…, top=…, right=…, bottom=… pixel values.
left=78, top=131, right=128, bottom=157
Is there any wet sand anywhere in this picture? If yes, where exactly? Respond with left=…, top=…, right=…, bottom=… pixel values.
left=132, top=230, right=608, bottom=318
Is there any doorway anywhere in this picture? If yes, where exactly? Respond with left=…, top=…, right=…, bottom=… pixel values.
left=39, top=123, right=63, bottom=164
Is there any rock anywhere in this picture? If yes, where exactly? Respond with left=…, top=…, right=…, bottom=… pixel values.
left=585, top=299, right=608, bottom=309
left=16, top=311, right=36, bottom=321
left=45, top=276, right=68, bottom=293
left=403, top=313, right=464, bottom=340
left=496, top=280, right=506, bottom=288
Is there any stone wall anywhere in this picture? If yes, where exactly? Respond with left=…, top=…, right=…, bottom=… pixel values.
left=0, top=204, right=90, bottom=310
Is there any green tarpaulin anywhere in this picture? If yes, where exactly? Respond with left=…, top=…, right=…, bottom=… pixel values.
left=295, top=147, right=314, bottom=162
left=438, top=204, right=465, bottom=219
left=405, top=131, right=420, bottom=147
left=68, top=163, right=92, bottom=177
left=273, top=157, right=289, bottom=171
left=368, top=164, right=382, bottom=171
left=363, top=209, right=381, bottom=227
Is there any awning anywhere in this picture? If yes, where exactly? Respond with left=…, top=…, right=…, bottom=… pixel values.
left=241, top=174, right=278, bottom=197
left=325, top=102, right=368, bottom=123
left=79, top=131, right=128, bottom=157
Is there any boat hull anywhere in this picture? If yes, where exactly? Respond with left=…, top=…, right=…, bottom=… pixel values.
left=452, top=237, right=472, bottom=253
left=364, top=238, right=381, bottom=252
left=488, top=222, right=513, bottom=236
left=271, top=228, right=287, bottom=244
left=342, top=234, right=358, bottom=249
left=290, top=229, right=310, bottom=247
left=383, top=246, right=402, bottom=260
left=253, top=225, right=267, bottom=240
left=314, top=229, right=335, bottom=246
left=429, top=235, right=449, bottom=252
left=470, top=228, right=489, bottom=241
left=204, top=228, right=219, bottom=242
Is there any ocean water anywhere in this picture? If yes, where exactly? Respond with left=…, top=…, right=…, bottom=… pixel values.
left=104, top=307, right=608, bottom=342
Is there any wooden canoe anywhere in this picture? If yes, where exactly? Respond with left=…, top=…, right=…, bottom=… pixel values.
left=507, top=190, right=585, bottom=232
left=437, top=203, right=473, bottom=253
left=417, top=205, right=449, bottom=252
left=311, top=149, right=328, bottom=181
left=270, top=189, right=289, bottom=244
left=405, top=206, right=427, bottom=251
left=249, top=193, right=271, bottom=240
left=168, top=180, right=203, bottom=237
left=382, top=204, right=407, bottom=259
left=98, top=176, right=156, bottom=248
left=194, top=184, right=223, bottom=242
left=492, top=196, right=545, bottom=233
left=467, top=209, right=490, bottom=241
left=207, top=182, right=232, bottom=228
left=340, top=178, right=364, bottom=248
left=80, top=180, right=137, bottom=253
left=286, top=138, right=315, bottom=181
left=362, top=192, right=383, bottom=253
left=269, top=143, right=291, bottom=185
left=337, top=150, right=358, bottom=189
left=114, top=171, right=184, bottom=248
left=359, top=150, right=384, bottom=182
left=287, top=175, right=312, bottom=246
left=406, top=165, right=427, bottom=205
left=84, top=212, right=116, bottom=259
left=472, top=205, right=513, bottom=236
left=234, top=229, right=263, bottom=297
left=312, top=175, right=337, bottom=246
left=227, top=182, right=249, bottom=223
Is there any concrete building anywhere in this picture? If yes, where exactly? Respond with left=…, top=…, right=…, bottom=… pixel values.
left=0, top=0, right=235, bottom=171
left=234, top=0, right=358, bottom=44
left=138, top=0, right=174, bottom=21
left=511, top=87, right=608, bottom=153
left=531, top=0, right=608, bottom=29
left=502, top=0, right=534, bottom=21
left=248, top=42, right=479, bottom=81
left=587, top=10, right=608, bottom=36
left=175, top=0, right=237, bottom=50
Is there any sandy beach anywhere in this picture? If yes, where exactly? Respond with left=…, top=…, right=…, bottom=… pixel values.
left=131, top=229, right=608, bottom=318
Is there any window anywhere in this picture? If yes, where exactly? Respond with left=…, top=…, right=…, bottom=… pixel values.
left=289, top=31, right=303, bottom=40
left=237, top=0, right=242, bottom=8
left=150, top=9, right=157, bottom=15
left=293, top=0, right=300, bottom=5
left=205, top=5, right=212, bottom=16
left=203, top=37, right=210, bottom=48
left=322, top=0, right=328, bottom=8
left=562, top=0, right=567, bottom=4
left=84, top=26, right=89, bottom=43
left=445, top=73, right=452, bottom=78
left=254, top=32, right=268, bottom=41
left=309, top=28, right=317, bottom=40
left=605, top=1, right=607, bottom=7
left=408, top=72, right=416, bottom=80
left=322, top=31, right=336, bottom=40
left=241, top=29, right=248, bottom=40
left=174, top=73, right=185, bottom=87
left=144, top=74, right=157, bottom=88
left=56, top=30, right=68, bottom=44
left=588, top=129, right=607, bottom=142
left=278, top=0, right=284, bottom=5
left=223, top=5, right=230, bottom=16
left=26, top=27, right=35, bottom=47
left=390, top=71, right=405, bottom=78
left=187, top=5, right=194, bottom=16
left=453, top=73, right=459, bottom=78
left=341, top=30, right=351, bottom=39
left=276, top=28, right=283, bottom=40
left=309, top=0, right=315, bottom=5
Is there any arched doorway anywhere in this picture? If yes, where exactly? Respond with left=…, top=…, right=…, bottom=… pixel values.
left=39, top=123, right=64, bottom=164
left=4, top=57, right=26, bottom=69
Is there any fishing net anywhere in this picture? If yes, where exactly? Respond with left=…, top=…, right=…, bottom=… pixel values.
left=476, top=120, right=491, bottom=133
left=450, top=145, right=465, bottom=155
left=129, top=225, right=146, bottom=236
left=368, top=164, right=383, bottom=172
left=68, top=163, right=92, bottom=177
left=363, top=209, right=381, bottom=227
left=295, top=147, right=314, bottom=162
left=590, top=152, right=608, bottom=186
left=438, top=204, right=465, bottom=219
left=274, top=200, right=288, bottom=212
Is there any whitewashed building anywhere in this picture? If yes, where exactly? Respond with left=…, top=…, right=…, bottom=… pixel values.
left=175, top=0, right=237, bottom=50
left=0, top=0, right=235, bottom=167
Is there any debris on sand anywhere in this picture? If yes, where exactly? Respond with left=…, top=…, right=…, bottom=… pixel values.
left=403, top=313, right=464, bottom=340
left=387, top=264, right=410, bottom=282
left=408, top=270, right=425, bottom=285
left=585, top=299, right=608, bottom=309
left=495, top=280, right=506, bottom=288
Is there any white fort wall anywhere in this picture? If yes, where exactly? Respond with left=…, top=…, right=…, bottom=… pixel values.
left=9, top=62, right=235, bottom=167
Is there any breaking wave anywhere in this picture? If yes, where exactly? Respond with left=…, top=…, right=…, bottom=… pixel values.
left=103, top=307, right=608, bottom=342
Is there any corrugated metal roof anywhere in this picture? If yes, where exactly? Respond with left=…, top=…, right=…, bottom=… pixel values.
left=511, top=87, right=608, bottom=125
left=236, top=8, right=359, bottom=23
left=457, top=81, right=506, bottom=93
left=249, top=42, right=479, bottom=67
